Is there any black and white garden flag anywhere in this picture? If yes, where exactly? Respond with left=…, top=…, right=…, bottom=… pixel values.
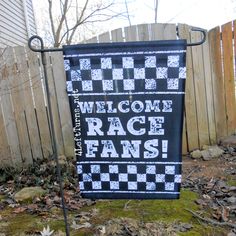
left=63, top=40, right=187, bottom=199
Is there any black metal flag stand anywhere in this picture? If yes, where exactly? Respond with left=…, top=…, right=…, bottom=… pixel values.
left=28, top=27, right=206, bottom=236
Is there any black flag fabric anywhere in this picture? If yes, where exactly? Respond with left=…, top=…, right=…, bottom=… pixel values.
left=63, top=40, right=187, bottom=199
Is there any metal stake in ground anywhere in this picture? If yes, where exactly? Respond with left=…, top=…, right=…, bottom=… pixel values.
left=28, top=36, right=70, bottom=236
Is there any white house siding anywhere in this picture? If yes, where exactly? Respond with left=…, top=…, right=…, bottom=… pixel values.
left=0, top=0, right=36, bottom=47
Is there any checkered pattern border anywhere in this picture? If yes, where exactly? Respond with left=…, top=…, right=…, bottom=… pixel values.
left=64, top=54, right=186, bottom=94
left=77, top=163, right=181, bottom=193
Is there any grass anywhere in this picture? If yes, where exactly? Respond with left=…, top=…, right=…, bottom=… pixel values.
left=0, top=190, right=228, bottom=235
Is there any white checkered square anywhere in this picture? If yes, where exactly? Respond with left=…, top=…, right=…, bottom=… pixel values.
left=102, top=80, right=113, bottom=91
left=128, top=182, right=137, bottom=190
left=91, top=165, right=100, bottom=173
left=167, top=55, right=179, bottom=67
left=64, top=59, right=70, bottom=71
left=123, top=57, right=134, bottom=68
left=77, top=165, right=83, bottom=174
left=167, top=78, right=179, bottom=90
left=112, top=69, right=123, bottom=80
left=156, top=174, right=165, bottom=182
left=146, top=182, right=156, bottom=190
left=79, top=182, right=84, bottom=190
left=123, top=79, right=134, bottom=90
left=110, top=181, right=119, bottom=189
left=101, top=57, right=112, bottom=69
left=127, top=165, right=137, bottom=174
left=91, top=69, right=102, bottom=80
left=165, top=182, right=175, bottom=191
left=101, top=173, right=110, bottom=181
left=82, top=80, right=93, bottom=91
left=109, top=165, right=119, bottom=173
left=92, top=181, right=102, bottom=189
left=83, top=174, right=91, bottom=182
left=145, top=79, right=156, bottom=90
left=119, top=173, right=128, bottom=182
left=179, top=67, right=186, bottom=79
left=71, top=70, right=81, bottom=81
left=145, top=56, right=156, bottom=67
left=146, top=165, right=156, bottom=174
left=165, top=166, right=175, bottom=175
left=66, top=81, right=73, bottom=92
left=134, top=68, right=145, bottom=79
left=156, top=67, right=168, bottom=79
left=174, top=175, right=182, bottom=183
left=80, top=58, right=91, bottom=70
left=137, top=174, right=146, bottom=182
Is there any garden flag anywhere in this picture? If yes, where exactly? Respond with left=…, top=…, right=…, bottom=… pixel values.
left=63, top=39, right=187, bottom=199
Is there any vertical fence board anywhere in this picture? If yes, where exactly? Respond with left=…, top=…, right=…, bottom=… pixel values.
left=86, top=37, right=98, bottom=43
left=1, top=49, right=22, bottom=166
left=0, top=106, right=11, bottom=166
left=98, top=32, right=110, bottom=43
left=50, top=52, right=75, bottom=157
left=5, top=47, right=33, bottom=164
left=111, top=28, right=123, bottom=42
left=202, top=34, right=217, bottom=144
left=178, top=24, right=199, bottom=151
left=43, top=53, right=65, bottom=156
left=15, top=47, right=43, bottom=161
left=208, top=27, right=228, bottom=140
left=222, top=22, right=236, bottom=135
left=150, top=23, right=177, bottom=40
left=0, top=50, right=12, bottom=166
left=137, top=24, right=150, bottom=41
left=27, top=50, right=52, bottom=158
left=124, top=25, right=138, bottom=41
left=191, top=31, right=210, bottom=147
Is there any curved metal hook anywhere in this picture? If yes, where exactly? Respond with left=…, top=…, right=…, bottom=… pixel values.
left=186, top=27, right=206, bottom=47
left=28, top=35, right=62, bottom=52
left=28, top=35, right=45, bottom=52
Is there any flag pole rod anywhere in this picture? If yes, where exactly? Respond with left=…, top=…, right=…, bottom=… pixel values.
left=28, top=27, right=206, bottom=54
left=28, top=37, right=70, bottom=236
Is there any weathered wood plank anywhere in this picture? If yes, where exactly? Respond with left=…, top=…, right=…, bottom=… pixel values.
left=1, top=49, right=22, bottom=166
left=98, top=32, right=110, bottom=43
left=44, top=53, right=64, bottom=156
left=124, top=25, right=138, bottom=41
left=178, top=24, right=199, bottom=151
left=50, top=52, right=74, bottom=157
left=222, top=22, right=236, bottom=135
left=111, top=28, right=123, bottom=42
left=86, top=36, right=98, bottom=43
left=208, top=27, right=227, bottom=140
left=27, top=49, right=52, bottom=158
left=202, top=33, right=217, bottom=144
left=137, top=24, right=149, bottom=41
left=191, top=30, right=210, bottom=147
left=150, top=23, right=176, bottom=40
left=5, top=47, right=32, bottom=164
left=0, top=50, right=12, bottom=167
left=15, top=46, right=43, bottom=161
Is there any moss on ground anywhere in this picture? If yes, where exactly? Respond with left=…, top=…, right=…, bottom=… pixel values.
left=227, top=179, right=236, bottom=187
left=0, top=190, right=227, bottom=235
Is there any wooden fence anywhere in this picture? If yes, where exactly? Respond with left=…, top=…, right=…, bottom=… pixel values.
left=0, top=22, right=236, bottom=168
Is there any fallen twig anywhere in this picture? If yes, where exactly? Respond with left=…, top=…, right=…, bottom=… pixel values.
left=185, top=208, right=236, bottom=228
left=185, top=166, right=201, bottom=179
left=124, top=200, right=132, bottom=209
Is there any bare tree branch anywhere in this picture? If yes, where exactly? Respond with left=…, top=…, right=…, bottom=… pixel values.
left=48, top=0, right=56, bottom=41
left=154, top=0, right=158, bottom=23
left=46, top=0, right=125, bottom=47
left=124, top=0, right=132, bottom=26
